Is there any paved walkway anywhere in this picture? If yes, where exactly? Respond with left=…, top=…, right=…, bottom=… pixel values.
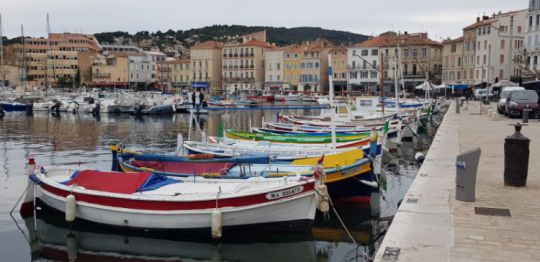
left=374, top=101, right=540, bottom=261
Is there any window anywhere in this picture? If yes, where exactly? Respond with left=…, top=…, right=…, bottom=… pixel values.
left=483, top=55, right=487, bottom=65
left=371, top=49, right=378, bottom=56
left=501, top=40, right=505, bottom=49
left=500, top=54, right=504, bottom=64
left=412, top=49, right=417, bottom=57
left=422, top=48, right=427, bottom=57
left=404, top=49, right=409, bottom=57
left=361, top=50, right=368, bottom=56
left=484, top=40, right=488, bottom=50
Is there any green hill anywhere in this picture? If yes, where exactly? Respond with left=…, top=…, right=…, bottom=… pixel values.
left=94, top=25, right=368, bottom=47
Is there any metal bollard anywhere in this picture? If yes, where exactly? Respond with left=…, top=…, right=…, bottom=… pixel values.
left=504, top=123, right=530, bottom=187
left=455, top=98, right=460, bottom=114
left=522, top=108, right=531, bottom=123
left=455, top=148, right=482, bottom=202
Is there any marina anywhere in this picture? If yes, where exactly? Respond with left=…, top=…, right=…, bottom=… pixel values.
left=1, top=102, right=445, bottom=261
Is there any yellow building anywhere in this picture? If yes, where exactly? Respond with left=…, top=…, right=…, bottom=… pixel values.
left=283, top=46, right=303, bottom=90
left=168, top=58, right=191, bottom=90
left=91, top=52, right=129, bottom=87
left=190, top=41, right=223, bottom=94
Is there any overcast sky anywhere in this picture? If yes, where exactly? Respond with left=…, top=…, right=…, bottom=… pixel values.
left=0, top=0, right=528, bottom=41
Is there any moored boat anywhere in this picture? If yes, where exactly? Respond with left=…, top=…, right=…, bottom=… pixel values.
left=23, top=164, right=318, bottom=237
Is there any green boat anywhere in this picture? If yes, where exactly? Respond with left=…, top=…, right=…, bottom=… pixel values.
left=225, top=130, right=370, bottom=144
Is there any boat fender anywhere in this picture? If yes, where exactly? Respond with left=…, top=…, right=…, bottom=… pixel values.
left=414, top=152, right=425, bottom=164
left=317, top=184, right=330, bottom=213
left=66, top=233, right=78, bottom=261
left=65, top=194, right=77, bottom=222
left=211, top=209, right=222, bottom=239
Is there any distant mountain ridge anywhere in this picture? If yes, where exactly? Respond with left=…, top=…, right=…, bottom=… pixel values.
left=93, top=25, right=368, bottom=47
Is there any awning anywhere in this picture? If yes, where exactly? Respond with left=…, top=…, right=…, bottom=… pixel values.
left=192, top=82, right=209, bottom=88
left=449, top=84, right=470, bottom=90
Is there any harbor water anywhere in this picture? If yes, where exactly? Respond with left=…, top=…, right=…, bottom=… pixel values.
left=0, top=108, right=443, bottom=261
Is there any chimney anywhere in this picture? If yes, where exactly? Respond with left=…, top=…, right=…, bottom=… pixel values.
left=477, top=17, right=480, bottom=23
left=482, top=15, right=489, bottom=21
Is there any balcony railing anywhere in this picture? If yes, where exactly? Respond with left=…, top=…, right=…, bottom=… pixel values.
left=93, top=72, right=111, bottom=78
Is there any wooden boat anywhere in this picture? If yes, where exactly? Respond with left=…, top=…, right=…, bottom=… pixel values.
left=115, top=148, right=378, bottom=203
left=225, top=130, right=370, bottom=144
left=23, top=165, right=318, bottom=236
left=251, top=127, right=370, bottom=137
left=264, top=121, right=378, bottom=133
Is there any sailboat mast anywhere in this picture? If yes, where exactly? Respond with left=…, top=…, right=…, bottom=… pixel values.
left=20, top=24, right=27, bottom=90
left=0, top=14, right=4, bottom=88
left=395, top=43, right=401, bottom=114
left=328, top=54, right=337, bottom=150
left=46, top=13, right=55, bottom=90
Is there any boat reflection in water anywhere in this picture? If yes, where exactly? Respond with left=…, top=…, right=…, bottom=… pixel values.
left=24, top=200, right=379, bottom=261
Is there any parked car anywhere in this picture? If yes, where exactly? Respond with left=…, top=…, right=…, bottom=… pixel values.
left=474, top=89, right=493, bottom=100
left=504, top=90, right=539, bottom=117
left=497, top=86, right=525, bottom=114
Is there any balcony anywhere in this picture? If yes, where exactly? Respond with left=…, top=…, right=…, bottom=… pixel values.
left=249, top=53, right=254, bottom=57
left=93, top=72, right=111, bottom=79
left=228, top=54, right=233, bottom=58
left=234, top=54, right=238, bottom=58
left=250, top=65, right=255, bottom=69
left=223, top=54, right=227, bottom=58
left=240, top=53, right=245, bottom=57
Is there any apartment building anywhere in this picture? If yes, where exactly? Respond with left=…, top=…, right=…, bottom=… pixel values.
left=168, top=58, right=191, bottom=89
left=24, top=33, right=101, bottom=87
left=348, top=41, right=381, bottom=93
left=329, top=46, right=348, bottom=92
left=190, top=41, right=223, bottom=93
left=283, top=46, right=303, bottom=90
left=299, top=39, right=332, bottom=93
left=525, top=0, right=540, bottom=78
left=222, top=39, right=272, bottom=94
left=442, top=37, right=464, bottom=85
left=264, top=48, right=284, bottom=92
left=92, top=52, right=129, bottom=87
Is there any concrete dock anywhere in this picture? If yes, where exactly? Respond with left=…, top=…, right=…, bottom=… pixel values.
left=374, top=101, right=540, bottom=261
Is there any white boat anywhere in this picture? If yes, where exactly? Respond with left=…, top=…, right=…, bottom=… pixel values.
left=275, top=94, right=303, bottom=101
left=23, top=165, right=318, bottom=236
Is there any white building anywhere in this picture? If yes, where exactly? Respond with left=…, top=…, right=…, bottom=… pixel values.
left=128, top=54, right=155, bottom=84
left=475, top=10, right=526, bottom=84
left=347, top=44, right=380, bottom=93
left=526, top=0, right=540, bottom=74
left=264, top=49, right=284, bottom=92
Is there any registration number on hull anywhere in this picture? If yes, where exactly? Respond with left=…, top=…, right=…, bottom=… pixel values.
left=266, top=186, right=304, bottom=200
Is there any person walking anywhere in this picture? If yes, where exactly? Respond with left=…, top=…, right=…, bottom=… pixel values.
left=192, top=88, right=204, bottom=111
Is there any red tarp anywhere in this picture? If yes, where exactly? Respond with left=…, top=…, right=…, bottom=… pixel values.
left=131, top=160, right=234, bottom=175
left=66, top=170, right=152, bottom=194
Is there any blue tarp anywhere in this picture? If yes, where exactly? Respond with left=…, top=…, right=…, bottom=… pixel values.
left=449, top=84, right=470, bottom=90
left=139, top=174, right=181, bottom=192
left=192, top=82, right=209, bottom=89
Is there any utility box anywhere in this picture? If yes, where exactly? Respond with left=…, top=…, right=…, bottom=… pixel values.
left=455, top=148, right=482, bottom=202
left=504, top=124, right=530, bottom=187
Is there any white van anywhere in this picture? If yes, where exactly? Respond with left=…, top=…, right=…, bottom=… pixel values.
left=497, top=86, right=525, bottom=113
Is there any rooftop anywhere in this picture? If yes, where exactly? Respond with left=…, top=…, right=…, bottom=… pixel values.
left=191, top=40, right=225, bottom=49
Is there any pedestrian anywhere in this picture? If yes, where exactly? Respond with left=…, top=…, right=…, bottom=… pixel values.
left=192, top=88, right=204, bottom=110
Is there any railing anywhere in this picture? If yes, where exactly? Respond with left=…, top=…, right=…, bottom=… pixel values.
left=93, top=73, right=111, bottom=78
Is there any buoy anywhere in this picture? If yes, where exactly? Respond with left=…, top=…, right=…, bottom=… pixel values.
left=317, top=184, right=330, bottom=213
left=211, top=209, right=222, bottom=239
left=414, top=152, right=425, bottom=164
left=65, top=194, right=77, bottom=222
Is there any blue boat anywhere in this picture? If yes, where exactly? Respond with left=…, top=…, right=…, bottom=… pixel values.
left=0, top=101, right=30, bottom=112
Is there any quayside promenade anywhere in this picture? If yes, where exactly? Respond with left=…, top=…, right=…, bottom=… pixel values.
left=375, top=101, right=540, bottom=261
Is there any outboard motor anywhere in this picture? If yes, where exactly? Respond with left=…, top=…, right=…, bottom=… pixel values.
left=25, top=103, right=33, bottom=116
left=92, top=102, right=101, bottom=116
left=414, top=152, right=425, bottom=165
left=51, top=100, right=61, bottom=115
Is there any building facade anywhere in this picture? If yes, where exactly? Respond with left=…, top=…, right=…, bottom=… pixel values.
left=168, top=58, right=191, bottom=89
left=348, top=42, right=381, bottom=93
left=92, top=52, right=129, bottom=87
left=222, top=40, right=272, bottom=94
left=190, top=41, right=223, bottom=93
left=329, top=46, right=348, bottom=93
left=442, top=37, right=464, bottom=85
left=462, top=24, right=478, bottom=85
left=299, top=40, right=332, bottom=93
left=264, top=48, right=284, bottom=93
left=525, top=0, right=540, bottom=78
left=24, top=33, right=101, bottom=87
left=283, top=46, right=303, bottom=90
left=128, top=53, right=155, bottom=85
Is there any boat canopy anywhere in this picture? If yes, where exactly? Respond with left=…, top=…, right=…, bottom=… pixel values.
left=63, top=170, right=180, bottom=194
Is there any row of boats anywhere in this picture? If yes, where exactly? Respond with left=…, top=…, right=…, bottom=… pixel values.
left=18, top=94, right=447, bottom=240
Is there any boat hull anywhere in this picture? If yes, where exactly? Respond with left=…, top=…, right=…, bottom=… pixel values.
left=36, top=183, right=316, bottom=230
